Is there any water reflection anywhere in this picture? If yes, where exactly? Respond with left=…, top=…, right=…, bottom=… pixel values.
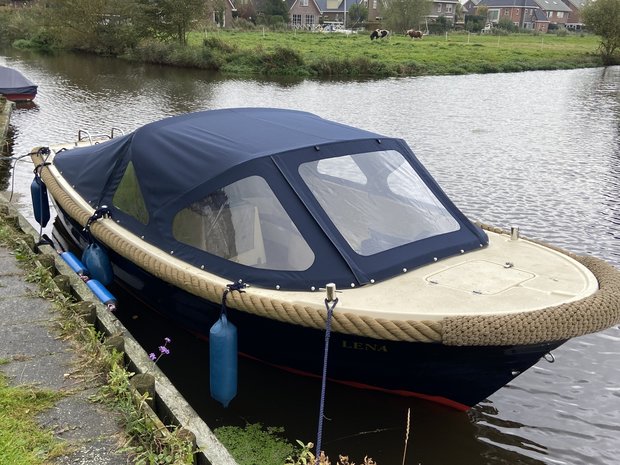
left=2, top=47, right=620, bottom=465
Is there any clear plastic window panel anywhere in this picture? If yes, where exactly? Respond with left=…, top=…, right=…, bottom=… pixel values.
left=173, top=176, right=314, bottom=270
left=299, top=150, right=460, bottom=256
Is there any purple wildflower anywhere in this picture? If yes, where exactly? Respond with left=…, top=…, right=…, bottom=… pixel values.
left=147, top=337, right=172, bottom=369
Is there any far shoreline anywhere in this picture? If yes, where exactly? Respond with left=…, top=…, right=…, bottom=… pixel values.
left=119, top=30, right=608, bottom=78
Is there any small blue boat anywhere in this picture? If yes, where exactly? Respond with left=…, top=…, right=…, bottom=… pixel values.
left=31, top=108, right=620, bottom=409
left=0, top=65, right=37, bottom=101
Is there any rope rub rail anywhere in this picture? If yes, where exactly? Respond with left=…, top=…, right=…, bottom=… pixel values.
left=33, top=150, right=620, bottom=347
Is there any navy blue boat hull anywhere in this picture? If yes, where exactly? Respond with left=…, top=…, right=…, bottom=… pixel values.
left=53, top=206, right=564, bottom=410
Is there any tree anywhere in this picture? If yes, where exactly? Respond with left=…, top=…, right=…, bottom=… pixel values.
left=455, top=2, right=464, bottom=23
left=45, top=0, right=141, bottom=54
left=135, top=0, right=207, bottom=45
left=348, top=3, right=368, bottom=28
left=582, top=0, right=620, bottom=65
left=383, top=0, right=431, bottom=33
left=465, top=14, right=486, bottom=32
left=255, top=0, right=289, bottom=26
left=476, top=4, right=489, bottom=23
left=497, top=17, right=517, bottom=32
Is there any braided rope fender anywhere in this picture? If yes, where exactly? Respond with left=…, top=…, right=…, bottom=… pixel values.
left=441, top=225, right=620, bottom=346
left=37, top=161, right=620, bottom=346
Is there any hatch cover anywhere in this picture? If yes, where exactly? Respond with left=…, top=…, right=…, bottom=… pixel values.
left=426, top=260, right=535, bottom=295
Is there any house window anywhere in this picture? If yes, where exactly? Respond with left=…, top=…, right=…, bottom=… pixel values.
left=305, top=14, right=315, bottom=25
left=292, top=14, right=302, bottom=25
left=213, top=11, right=225, bottom=27
left=446, top=4, right=452, bottom=12
left=301, top=0, right=308, bottom=6
left=489, top=9, right=499, bottom=21
left=557, top=11, right=563, bottom=18
left=372, top=0, right=377, bottom=9
left=437, top=4, right=442, bottom=12
left=548, top=11, right=554, bottom=18
left=504, top=9, right=510, bottom=15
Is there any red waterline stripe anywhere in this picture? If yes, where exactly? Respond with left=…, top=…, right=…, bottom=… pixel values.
left=239, top=351, right=471, bottom=412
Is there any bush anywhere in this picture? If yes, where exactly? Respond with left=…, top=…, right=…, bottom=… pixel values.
left=0, top=7, right=53, bottom=49
left=258, top=46, right=305, bottom=74
left=232, top=18, right=257, bottom=30
left=491, top=27, right=510, bottom=36
left=497, top=17, right=518, bottom=33
left=204, top=36, right=237, bottom=53
left=465, top=15, right=486, bottom=33
left=428, top=16, right=452, bottom=34
left=126, top=39, right=171, bottom=64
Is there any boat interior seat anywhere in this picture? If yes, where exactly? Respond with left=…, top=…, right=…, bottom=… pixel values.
left=172, top=202, right=267, bottom=267
left=227, top=204, right=267, bottom=267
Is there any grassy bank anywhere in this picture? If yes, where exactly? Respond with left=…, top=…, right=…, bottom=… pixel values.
left=0, top=213, right=197, bottom=465
left=124, top=30, right=607, bottom=77
left=0, top=371, right=66, bottom=465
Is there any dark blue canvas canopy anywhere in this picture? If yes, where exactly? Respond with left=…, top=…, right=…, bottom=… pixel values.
left=54, top=108, right=488, bottom=290
left=0, top=66, right=37, bottom=96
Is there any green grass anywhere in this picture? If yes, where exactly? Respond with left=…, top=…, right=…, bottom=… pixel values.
left=161, top=30, right=608, bottom=77
left=215, top=423, right=296, bottom=465
left=0, top=374, right=66, bottom=465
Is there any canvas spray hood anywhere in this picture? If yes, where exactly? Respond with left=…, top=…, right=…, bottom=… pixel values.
left=53, top=108, right=488, bottom=290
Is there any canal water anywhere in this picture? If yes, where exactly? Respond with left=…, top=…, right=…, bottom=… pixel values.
left=2, top=48, right=619, bottom=465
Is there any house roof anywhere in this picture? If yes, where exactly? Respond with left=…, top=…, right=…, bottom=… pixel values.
left=478, top=0, right=539, bottom=7
left=533, top=8, right=550, bottom=20
left=559, top=0, right=585, bottom=9
left=313, top=0, right=364, bottom=13
left=534, top=0, right=572, bottom=11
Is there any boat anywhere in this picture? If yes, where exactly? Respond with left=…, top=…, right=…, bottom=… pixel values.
left=0, top=65, right=37, bottom=102
left=30, top=108, right=620, bottom=410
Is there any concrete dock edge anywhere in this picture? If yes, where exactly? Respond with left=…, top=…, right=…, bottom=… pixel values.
left=0, top=197, right=239, bottom=465
left=1, top=96, right=14, bottom=155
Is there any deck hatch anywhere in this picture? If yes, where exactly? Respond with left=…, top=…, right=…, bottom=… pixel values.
left=426, top=260, right=535, bottom=295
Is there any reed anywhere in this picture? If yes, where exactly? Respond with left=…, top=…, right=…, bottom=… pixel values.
left=402, top=408, right=411, bottom=465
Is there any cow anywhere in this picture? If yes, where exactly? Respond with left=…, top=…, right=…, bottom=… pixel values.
left=370, top=29, right=390, bottom=40
left=406, top=29, right=423, bottom=39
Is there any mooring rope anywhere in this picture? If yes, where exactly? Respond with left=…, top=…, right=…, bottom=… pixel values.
left=221, top=281, right=247, bottom=316
left=315, top=292, right=338, bottom=465
left=83, top=206, right=111, bottom=244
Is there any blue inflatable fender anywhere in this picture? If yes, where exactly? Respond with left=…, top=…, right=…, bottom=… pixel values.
left=30, top=176, right=50, bottom=228
left=60, top=251, right=88, bottom=276
left=210, top=313, right=238, bottom=408
left=82, top=242, right=113, bottom=286
left=86, top=279, right=117, bottom=307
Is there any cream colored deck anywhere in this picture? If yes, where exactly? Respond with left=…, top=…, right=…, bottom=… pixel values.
left=253, top=231, right=599, bottom=322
